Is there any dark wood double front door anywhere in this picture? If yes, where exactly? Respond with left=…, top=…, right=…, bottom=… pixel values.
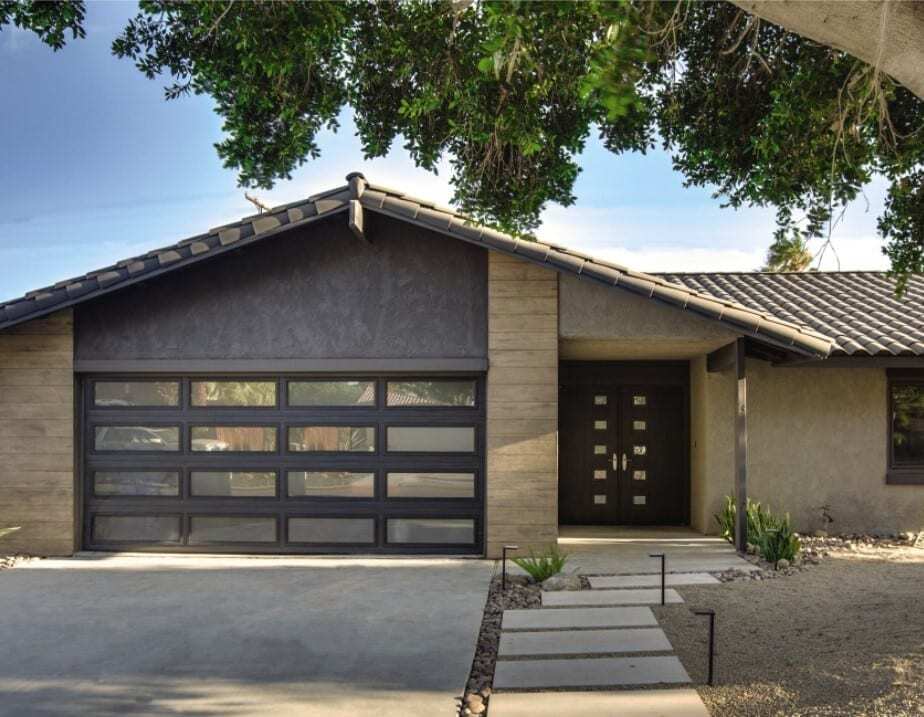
left=559, top=362, right=689, bottom=526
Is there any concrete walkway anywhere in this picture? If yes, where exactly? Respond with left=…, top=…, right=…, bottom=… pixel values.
left=0, top=553, right=493, bottom=716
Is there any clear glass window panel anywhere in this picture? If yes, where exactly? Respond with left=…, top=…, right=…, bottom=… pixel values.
left=95, top=426, right=179, bottom=452
left=594, top=494, right=607, bottom=504
left=94, top=471, right=179, bottom=497
left=289, top=381, right=375, bottom=407
left=633, top=420, right=647, bottom=431
left=190, top=471, right=276, bottom=497
left=188, top=517, right=276, bottom=543
left=191, top=381, right=276, bottom=407
left=594, top=395, right=607, bottom=405
left=288, top=426, right=375, bottom=452
left=633, top=395, right=647, bottom=406
left=387, top=426, right=475, bottom=453
left=191, top=426, right=277, bottom=452
left=594, top=444, right=607, bottom=455
left=633, top=445, right=647, bottom=455
left=287, top=471, right=374, bottom=498
left=94, top=381, right=179, bottom=407
left=289, top=518, right=375, bottom=544
left=93, top=515, right=180, bottom=543
left=634, top=495, right=647, bottom=505
left=892, top=384, right=924, bottom=464
left=387, top=472, right=475, bottom=499
left=387, top=518, right=474, bottom=545
left=593, top=469, right=607, bottom=480
left=594, top=420, right=607, bottom=430
left=387, top=380, right=475, bottom=407
left=633, top=470, right=647, bottom=481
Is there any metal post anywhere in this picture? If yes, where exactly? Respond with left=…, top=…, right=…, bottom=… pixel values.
left=694, top=609, right=716, bottom=685
left=501, top=545, right=519, bottom=592
left=734, top=339, right=748, bottom=553
left=650, top=553, right=666, bottom=605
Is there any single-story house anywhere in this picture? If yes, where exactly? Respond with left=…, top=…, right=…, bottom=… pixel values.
left=2, top=173, right=922, bottom=558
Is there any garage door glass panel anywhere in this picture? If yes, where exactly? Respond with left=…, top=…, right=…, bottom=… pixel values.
left=387, top=426, right=475, bottom=452
left=93, top=515, right=180, bottom=543
left=288, top=518, right=375, bottom=544
left=94, top=471, right=179, bottom=497
left=94, top=381, right=180, bottom=407
left=288, top=381, right=375, bottom=407
left=191, top=381, right=276, bottom=407
left=387, top=472, right=475, bottom=498
left=190, top=471, right=276, bottom=497
left=188, top=516, right=276, bottom=543
left=94, top=426, right=180, bottom=451
left=387, top=518, right=474, bottom=544
left=387, top=380, right=476, bottom=407
left=287, top=471, right=374, bottom=498
left=288, top=426, right=375, bottom=452
left=190, top=426, right=277, bottom=452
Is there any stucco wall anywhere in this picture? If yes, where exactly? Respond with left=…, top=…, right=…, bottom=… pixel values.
left=485, top=253, right=558, bottom=558
left=0, top=310, right=74, bottom=556
left=692, top=358, right=924, bottom=535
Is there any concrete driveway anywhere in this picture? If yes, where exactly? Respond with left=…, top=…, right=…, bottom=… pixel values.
left=0, top=554, right=494, bottom=716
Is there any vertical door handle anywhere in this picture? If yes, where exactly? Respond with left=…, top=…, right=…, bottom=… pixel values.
left=611, top=452, right=618, bottom=471
left=622, top=453, right=628, bottom=471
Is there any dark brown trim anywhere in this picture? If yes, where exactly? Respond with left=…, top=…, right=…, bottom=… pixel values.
left=779, top=355, right=924, bottom=368
left=886, top=368, right=924, bottom=482
left=707, top=342, right=738, bottom=373
left=75, top=358, right=489, bottom=374
left=886, top=471, right=924, bottom=485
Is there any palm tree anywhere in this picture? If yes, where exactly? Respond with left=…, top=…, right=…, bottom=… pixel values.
left=762, top=236, right=813, bottom=272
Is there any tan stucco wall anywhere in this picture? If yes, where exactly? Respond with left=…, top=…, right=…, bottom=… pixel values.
left=692, top=358, right=924, bottom=535
left=485, top=253, right=558, bottom=558
left=0, top=310, right=75, bottom=556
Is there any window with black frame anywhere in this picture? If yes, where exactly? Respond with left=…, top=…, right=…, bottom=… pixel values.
left=889, top=377, right=924, bottom=482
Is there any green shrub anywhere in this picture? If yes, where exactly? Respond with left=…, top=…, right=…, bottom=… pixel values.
left=714, top=496, right=773, bottom=544
left=511, top=546, right=568, bottom=582
left=757, top=513, right=801, bottom=564
left=714, top=496, right=801, bottom=565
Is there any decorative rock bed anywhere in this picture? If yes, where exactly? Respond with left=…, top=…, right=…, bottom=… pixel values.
left=0, top=554, right=31, bottom=570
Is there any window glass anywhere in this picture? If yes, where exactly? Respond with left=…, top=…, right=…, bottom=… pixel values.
left=191, top=381, right=276, bottom=407
left=94, top=471, right=179, bottom=497
left=288, top=426, right=375, bottom=452
left=387, top=518, right=474, bottom=544
left=892, top=383, right=924, bottom=465
left=287, top=471, right=374, bottom=498
left=190, top=471, right=276, bottom=497
left=288, top=518, right=375, bottom=544
left=289, top=381, right=375, bottom=407
left=387, top=426, right=475, bottom=452
left=94, top=381, right=179, bottom=407
left=387, top=380, right=476, bottom=407
left=188, top=517, right=276, bottom=543
left=387, top=473, right=475, bottom=499
left=94, top=426, right=179, bottom=451
left=190, top=426, right=277, bottom=452
left=93, top=515, right=180, bottom=543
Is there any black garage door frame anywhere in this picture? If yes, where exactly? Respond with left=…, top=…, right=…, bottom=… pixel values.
left=77, top=374, right=485, bottom=555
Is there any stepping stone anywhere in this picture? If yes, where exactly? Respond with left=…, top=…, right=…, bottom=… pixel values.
left=589, top=572, right=720, bottom=589
left=493, top=655, right=690, bottom=690
left=543, top=588, right=684, bottom=607
left=489, top=688, right=710, bottom=717
left=498, top=627, right=672, bottom=657
left=502, top=606, right=657, bottom=631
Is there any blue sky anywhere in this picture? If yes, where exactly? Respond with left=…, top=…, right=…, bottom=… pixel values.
left=0, top=1, right=889, bottom=303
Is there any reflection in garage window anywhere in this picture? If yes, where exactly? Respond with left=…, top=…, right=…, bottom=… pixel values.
left=288, top=518, right=375, bottom=544
left=190, top=471, right=276, bottom=497
left=94, top=471, right=179, bottom=496
left=94, top=426, right=180, bottom=451
left=386, top=426, right=475, bottom=452
left=288, top=380, right=375, bottom=406
left=288, top=426, right=375, bottom=452
left=94, top=381, right=179, bottom=407
left=191, top=381, right=276, bottom=407
left=190, top=426, right=277, bottom=452
left=387, top=518, right=475, bottom=544
left=188, top=516, right=277, bottom=543
left=93, top=515, right=180, bottom=543
left=387, top=473, right=475, bottom=498
left=386, top=380, right=476, bottom=407
left=287, top=471, right=374, bottom=497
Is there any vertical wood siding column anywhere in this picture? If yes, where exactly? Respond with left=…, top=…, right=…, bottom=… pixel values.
left=0, top=310, right=75, bottom=556
left=486, top=253, right=558, bottom=558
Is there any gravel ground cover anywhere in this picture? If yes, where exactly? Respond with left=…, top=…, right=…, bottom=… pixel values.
left=656, top=542, right=924, bottom=717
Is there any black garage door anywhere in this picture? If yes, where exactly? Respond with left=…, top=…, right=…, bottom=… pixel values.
left=81, top=376, right=484, bottom=554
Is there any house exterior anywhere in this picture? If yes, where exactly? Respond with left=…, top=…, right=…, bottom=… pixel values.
left=2, top=173, right=923, bottom=559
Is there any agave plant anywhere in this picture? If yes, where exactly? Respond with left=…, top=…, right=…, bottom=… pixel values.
left=511, top=545, right=568, bottom=582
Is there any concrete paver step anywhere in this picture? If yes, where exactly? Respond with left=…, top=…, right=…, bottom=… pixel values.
left=488, top=688, right=710, bottom=716
left=543, top=588, right=684, bottom=607
left=589, top=573, right=720, bottom=589
left=502, top=606, right=657, bottom=631
left=498, top=627, right=672, bottom=657
left=492, top=655, right=691, bottom=690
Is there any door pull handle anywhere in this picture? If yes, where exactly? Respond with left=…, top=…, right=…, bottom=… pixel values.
left=622, top=453, right=628, bottom=471
left=611, top=452, right=618, bottom=471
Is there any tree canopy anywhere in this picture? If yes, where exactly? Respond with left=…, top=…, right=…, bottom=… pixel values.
left=4, top=1, right=923, bottom=288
